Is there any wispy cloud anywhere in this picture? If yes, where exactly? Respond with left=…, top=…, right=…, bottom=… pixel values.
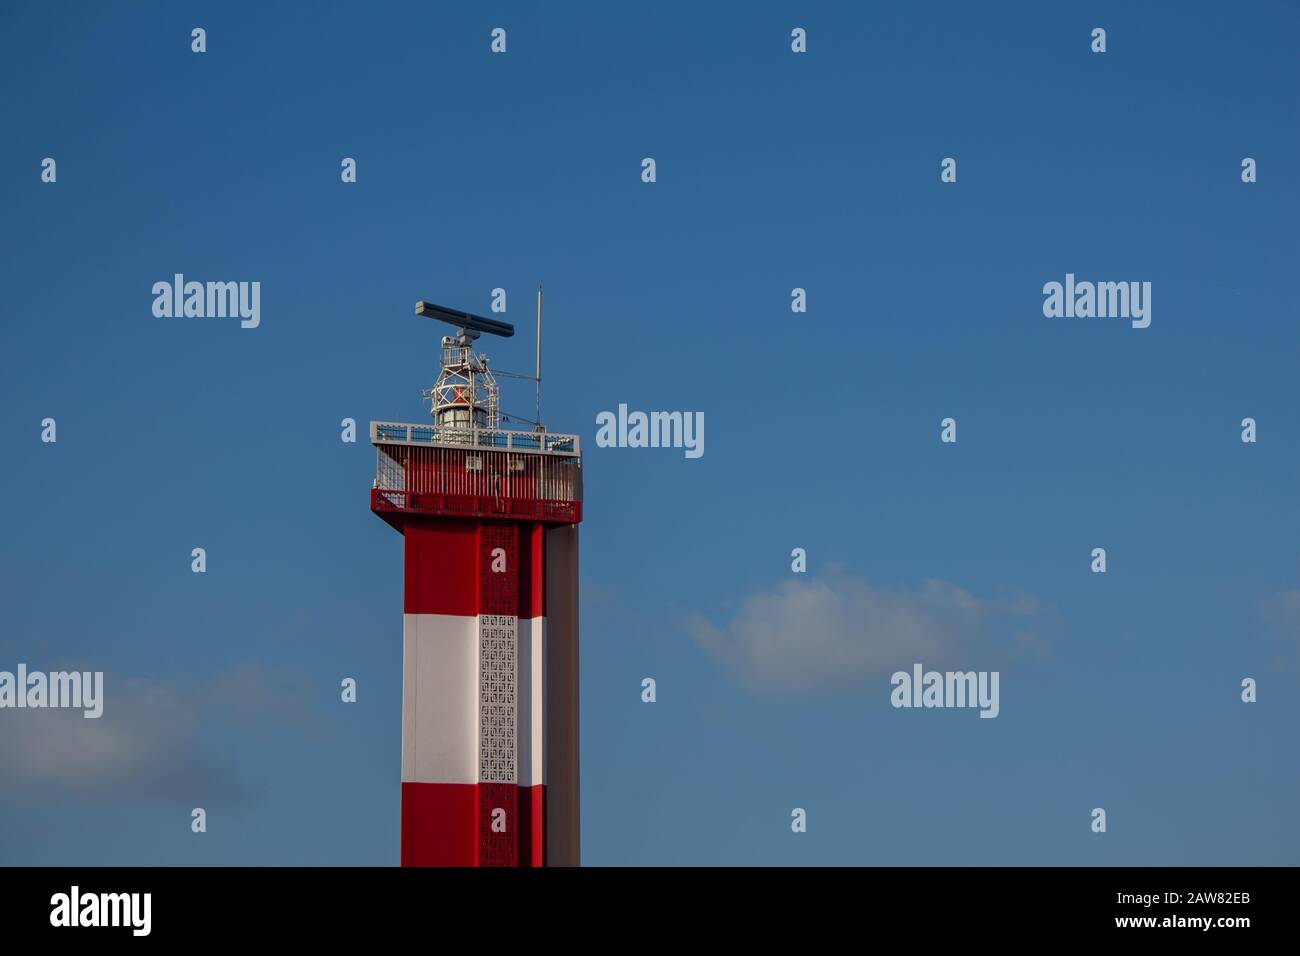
left=1259, top=589, right=1300, bottom=670
left=688, top=566, right=1045, bottom=694
left=0, top=664, right=316, bottom=806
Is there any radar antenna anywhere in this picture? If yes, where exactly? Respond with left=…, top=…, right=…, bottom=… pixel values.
left=414, top=299, right=541, bottom=439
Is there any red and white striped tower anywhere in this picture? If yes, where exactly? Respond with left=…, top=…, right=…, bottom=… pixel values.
left=370, top=299, right=582, bottom=866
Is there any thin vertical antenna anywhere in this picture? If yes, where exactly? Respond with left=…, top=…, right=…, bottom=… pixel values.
left=535, top=283, right=542, bottom=429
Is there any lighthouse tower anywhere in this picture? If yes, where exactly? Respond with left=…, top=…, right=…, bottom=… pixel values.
left=370, top=300, right=582, bottom=866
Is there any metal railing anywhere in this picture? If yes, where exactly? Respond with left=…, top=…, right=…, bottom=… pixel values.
left=372, top=428, right=583, bottom=520
left=370, top=421, right=579, bottom=456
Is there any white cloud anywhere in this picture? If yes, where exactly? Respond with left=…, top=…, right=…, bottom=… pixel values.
left=0, top=665, right=315, bottom=806
left=688, top=567, right=1043, bottom=694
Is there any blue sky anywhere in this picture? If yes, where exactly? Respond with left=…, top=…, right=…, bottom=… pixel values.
left=1, top=0, right=1297, bottom=865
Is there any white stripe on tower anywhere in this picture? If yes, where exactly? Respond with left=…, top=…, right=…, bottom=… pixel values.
left=517, top=616, right=546, bottom=789
left=402, top=613, right=479, bottom=785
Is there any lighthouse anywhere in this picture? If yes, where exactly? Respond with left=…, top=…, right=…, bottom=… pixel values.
left=370, top=298, right=582, bottom=866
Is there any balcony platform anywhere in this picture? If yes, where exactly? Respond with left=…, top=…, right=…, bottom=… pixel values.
left=370, top=489, right=582, bottom=531
left=370, top=421, right=583, bottom=531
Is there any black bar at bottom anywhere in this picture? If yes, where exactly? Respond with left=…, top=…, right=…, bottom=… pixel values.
left=0, top=866, right=1283, bottom=941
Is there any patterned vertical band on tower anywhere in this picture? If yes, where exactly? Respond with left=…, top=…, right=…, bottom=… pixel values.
left=371, top=422, right=581, bottom=866
left=479, top=522, right=520, bottom=866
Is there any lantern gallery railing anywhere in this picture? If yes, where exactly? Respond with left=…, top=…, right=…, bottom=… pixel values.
left=369, top=424, right=577, bottom=457
left=370, top=421, right=579, bottom=456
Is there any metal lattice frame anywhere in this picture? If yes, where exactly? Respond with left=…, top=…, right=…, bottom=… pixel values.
left=424, top=338, right=500, bottom=433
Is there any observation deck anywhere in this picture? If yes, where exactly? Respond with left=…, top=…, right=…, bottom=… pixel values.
left=370, top=421, right=583, bottom=531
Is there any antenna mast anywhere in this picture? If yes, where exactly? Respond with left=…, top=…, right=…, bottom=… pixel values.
left=413, top=297, right=549, bottom=434
left=535, top=284, right=543, bottom=432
